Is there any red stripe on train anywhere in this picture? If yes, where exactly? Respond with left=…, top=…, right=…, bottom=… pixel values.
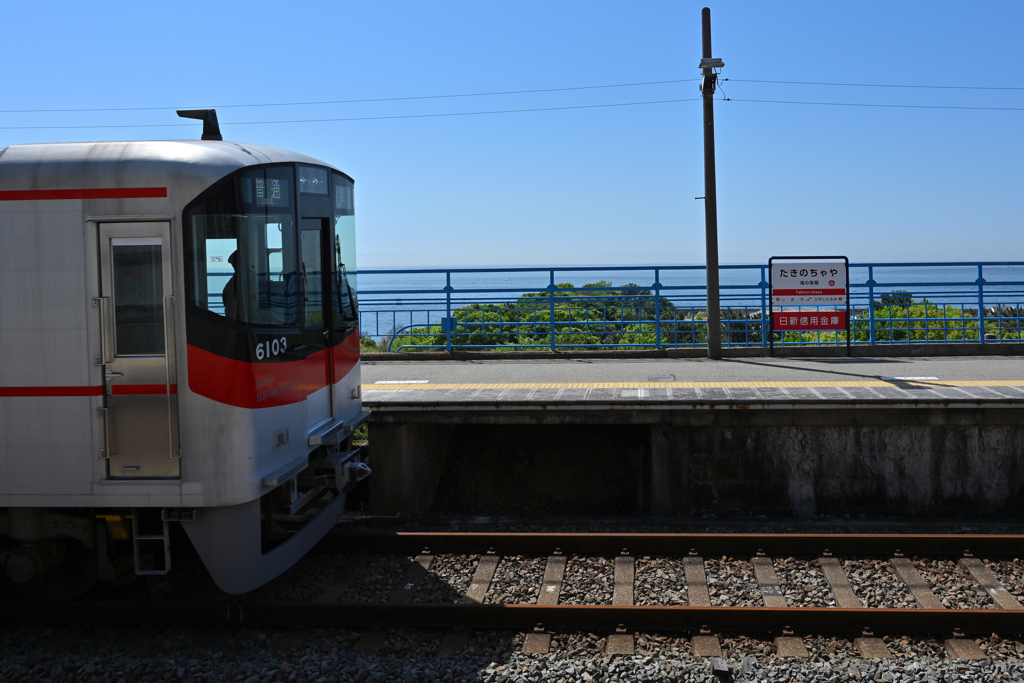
left=0, top=386, right=104, bottom=397
left=333, top=331, right=360, bottom=386
left=187, top=331, right=359, bottom=409
left=0, top=187, right=168, bottom=201
left=111, top=384, right=178, bottom=395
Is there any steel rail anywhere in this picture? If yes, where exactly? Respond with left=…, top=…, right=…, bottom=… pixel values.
left=6, top=533, right=1022, bottom=637
left=2, top=601, right=1023, bottom=635
left=321, top=532, right=1024, bottom=557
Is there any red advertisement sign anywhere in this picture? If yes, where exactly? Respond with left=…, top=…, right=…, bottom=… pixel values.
left=772, top=311, right=847, bottom=331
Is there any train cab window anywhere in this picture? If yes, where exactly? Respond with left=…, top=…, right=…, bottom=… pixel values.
left=299, top=165, right=329, bottom=195
left=332, top=173, right=358, bottom=327
left=300, top=226, right=323, bottom=327
left=186, top=166, right=299, bottom=327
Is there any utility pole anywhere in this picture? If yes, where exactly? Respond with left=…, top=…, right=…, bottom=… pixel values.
left=699, top=7, right=724, bottom=359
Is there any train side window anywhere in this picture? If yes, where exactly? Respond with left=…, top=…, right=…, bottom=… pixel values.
left=332, top=173, right=358, bottom=327
left=187, top=166, right=298, bottom=327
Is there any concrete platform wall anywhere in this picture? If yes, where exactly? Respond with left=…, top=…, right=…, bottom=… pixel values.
left=650, top=410, right=1024, bottom=518
left=367, top=408, right=1024, bottom=518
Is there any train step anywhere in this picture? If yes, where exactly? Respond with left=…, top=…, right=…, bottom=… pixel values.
left=131, top=508, right=171, bottom=576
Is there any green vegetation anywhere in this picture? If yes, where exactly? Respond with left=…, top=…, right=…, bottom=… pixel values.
left=781, top=300, right=1021, bottom=344
left=856, top=300, right=1020, bottom=343
left=352, top=423, right=368, bottom=446
left=363, top=288, right=1021, bottom=351
left=371, top=281, right=761, bottom=351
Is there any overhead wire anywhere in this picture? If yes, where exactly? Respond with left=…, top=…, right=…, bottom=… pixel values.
left=724, top=98, right=1024, bottom=112
left=0, top=79, right=700, bottom=114
left=0, top=99, right=703, bottom=130
left=1, top=76, right=1022, bottom=131
left=2, top=76, right=1019, bottom=117
left=725, top=78, right=1024, bottom=91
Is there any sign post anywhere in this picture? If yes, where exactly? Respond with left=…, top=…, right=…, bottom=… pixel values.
left=768, top=256, right=851, bottom=357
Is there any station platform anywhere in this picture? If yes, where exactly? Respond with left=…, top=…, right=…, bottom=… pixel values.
left=362, top=356, right=1024, bottom=406
left=358, top=356, right=1024, bottom=520
left=363, top=355, right=1024, bottom=386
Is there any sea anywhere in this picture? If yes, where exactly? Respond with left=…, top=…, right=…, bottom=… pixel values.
left=352, top=263, right=1024, bottom=339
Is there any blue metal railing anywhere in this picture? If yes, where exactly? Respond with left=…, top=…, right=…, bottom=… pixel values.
left=209, top=262, right=1024, bottom=352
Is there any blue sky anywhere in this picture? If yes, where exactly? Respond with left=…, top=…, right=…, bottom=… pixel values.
left=3, top=1, right=1022, bottom=267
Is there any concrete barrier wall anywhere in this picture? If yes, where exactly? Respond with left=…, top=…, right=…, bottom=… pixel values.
left=368, top=407, right=1024, bottom=518
left=649, top=410, right=1024, bottom=518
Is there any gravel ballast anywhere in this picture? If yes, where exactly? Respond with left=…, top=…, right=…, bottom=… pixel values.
left=6, top=624, right=1024, bottom=683
left=773, top=557, right=835, bottom=607
left=266, top=552, right=355, bottom=603
left=413, top=554, right=478, bottom=604
left=634, top=556, right=688, bottom=606
left=484, top=555, right=546, bottom=605
left=843, top=558, right=915, bottom=608
left=557, top=555, right=614, bottom=605
left=704, top=556, right=762, bottom=606
left=988, top=557, right=1024, bottom=601
left=10, top=517, right=1024, bottom=681
left=912, top=557, right=993, bottom=609
left=333, top=554, right=411, bottom=603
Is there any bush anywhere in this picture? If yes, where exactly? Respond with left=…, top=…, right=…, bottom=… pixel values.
left=378, top=288, right=1022, bottom=351
left=385, top=282, right=680, bottom=350
left=851, top=299, right=1021, bottom=343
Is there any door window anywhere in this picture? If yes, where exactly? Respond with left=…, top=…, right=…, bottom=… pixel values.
left=112, top=241, right=165, bottom=355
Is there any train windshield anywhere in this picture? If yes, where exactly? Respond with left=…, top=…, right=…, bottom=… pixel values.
left=187, top=167, right=299, bottom=326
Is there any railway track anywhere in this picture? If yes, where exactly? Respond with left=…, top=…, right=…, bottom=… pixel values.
left=5, top=532, right=1024, bottom=660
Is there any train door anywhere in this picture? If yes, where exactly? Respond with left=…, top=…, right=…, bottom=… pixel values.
left=299, top=218, right=333, bottom=428
left=97, top=222, right=179, bottom=478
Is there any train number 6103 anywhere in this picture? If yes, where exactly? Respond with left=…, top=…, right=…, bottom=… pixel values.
left=255, top=337, right=288, bottom=360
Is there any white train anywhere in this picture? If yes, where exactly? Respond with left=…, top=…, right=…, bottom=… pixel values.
left=0, top=111, right=369, bottom=598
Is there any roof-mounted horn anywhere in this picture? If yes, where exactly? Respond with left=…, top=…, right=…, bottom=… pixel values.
left=177, top=109, right=223, bottom=141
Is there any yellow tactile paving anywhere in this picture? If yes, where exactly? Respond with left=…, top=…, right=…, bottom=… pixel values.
left=364, top=379, right=1024, bottom=391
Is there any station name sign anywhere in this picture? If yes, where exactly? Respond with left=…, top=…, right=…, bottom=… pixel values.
left=767, top=256, right=852, bottom=357
left=771, top=261, right=847, bottom=305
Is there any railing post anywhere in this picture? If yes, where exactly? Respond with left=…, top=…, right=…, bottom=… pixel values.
left=654, top=269, right=662, bottom=350
left=387, top=311, right=397, bottom=352
left=977, top=264, right=985, bottom=343
left=867, top=266, right=876, bottom=345
left=445, top=271, right=453, bottom=353
left=549, top=270, right=556, bottom=352
left=759, top=266, right=768, bottom=348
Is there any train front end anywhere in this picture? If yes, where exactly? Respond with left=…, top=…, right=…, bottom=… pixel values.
left=0, top=137, right=368, bottom=597
left=177, top=159, right=369, bottom=593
